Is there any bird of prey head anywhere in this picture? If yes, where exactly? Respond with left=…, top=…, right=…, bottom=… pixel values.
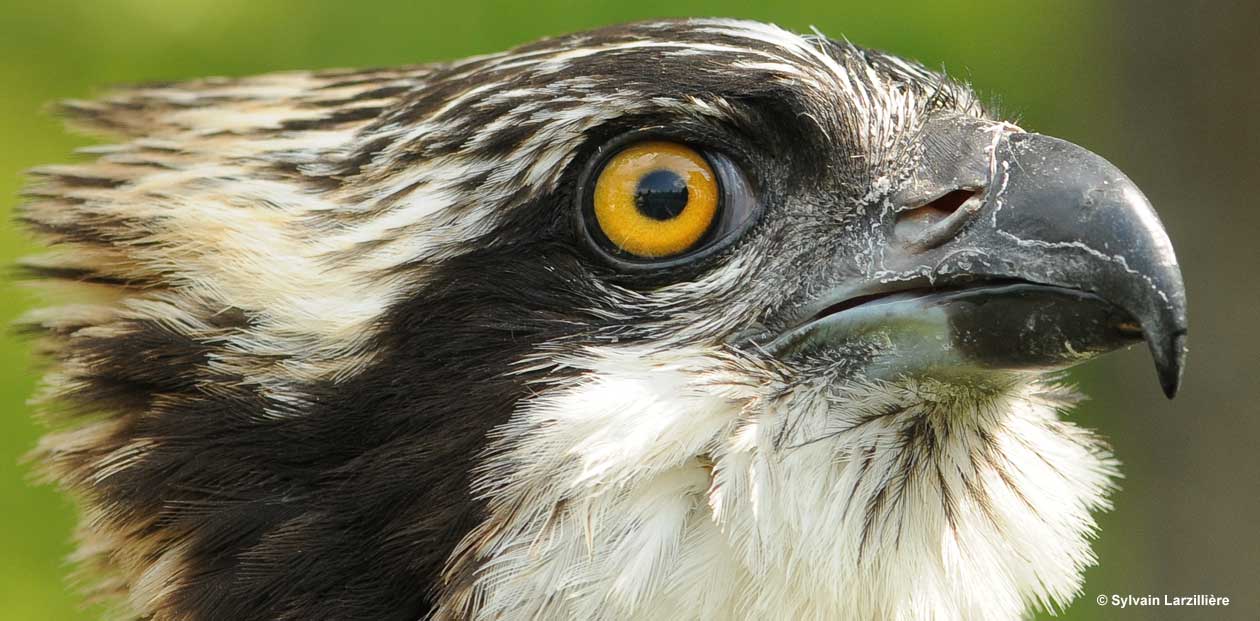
left=21, top=18, right=1187, bottom=621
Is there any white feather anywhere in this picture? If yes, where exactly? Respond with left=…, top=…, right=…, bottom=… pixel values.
left=438, top=345, right=1117, bottom=621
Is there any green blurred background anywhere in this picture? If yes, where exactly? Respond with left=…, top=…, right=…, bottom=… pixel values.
left=1, top=1, right=1255, bottom=619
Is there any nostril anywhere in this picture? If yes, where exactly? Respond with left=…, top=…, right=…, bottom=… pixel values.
left=919, top=188, right=979, bottom=216
left=894, top=187, right=984, bottom=249
left=896, top=189, right=980, bottom=228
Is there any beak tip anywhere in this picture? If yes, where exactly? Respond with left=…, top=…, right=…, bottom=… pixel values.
left=1160, top=375, right=1179, bottom=400
left=1155, top=331, right=1187, bottom=399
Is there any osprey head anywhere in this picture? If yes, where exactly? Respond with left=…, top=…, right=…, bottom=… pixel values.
left=23, top=18, right=1186, bottom=621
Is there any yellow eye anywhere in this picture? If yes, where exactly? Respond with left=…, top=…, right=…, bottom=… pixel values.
left=592, top=141, right=719, bottom=258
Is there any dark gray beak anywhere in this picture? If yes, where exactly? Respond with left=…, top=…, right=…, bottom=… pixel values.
left=890, top=126, right=1188, bottom=397
left=766, top=120, right=1189, bottom=398
left=980, top=132, right=1187, bottom=396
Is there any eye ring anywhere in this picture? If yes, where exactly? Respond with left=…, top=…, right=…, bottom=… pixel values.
left=576, top=131, right=761, bottom=271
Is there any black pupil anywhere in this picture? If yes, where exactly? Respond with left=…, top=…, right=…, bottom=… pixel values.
left=634, top=169, right=689, bottom=220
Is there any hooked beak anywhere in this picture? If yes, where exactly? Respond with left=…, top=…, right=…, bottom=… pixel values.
left=763, top=121, right=1188, bottom=398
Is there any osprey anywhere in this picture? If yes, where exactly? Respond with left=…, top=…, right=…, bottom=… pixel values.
left=21, top=19, right=1187, bottom=621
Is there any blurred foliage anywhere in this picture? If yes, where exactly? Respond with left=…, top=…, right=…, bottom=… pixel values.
left=0, top=1, right=1145, bottom=619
